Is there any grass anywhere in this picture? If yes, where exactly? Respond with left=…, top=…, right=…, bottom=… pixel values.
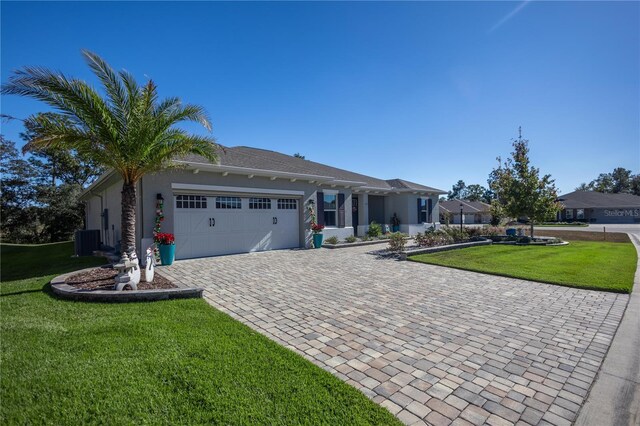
left=409, top=241, right=637, bottom=293
left=1, top=243, right=399, bottom=425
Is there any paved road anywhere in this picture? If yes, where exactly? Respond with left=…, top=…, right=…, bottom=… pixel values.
left=162, top=246, right=628, bottom=425
left=534, top=224, right=640, bottom=235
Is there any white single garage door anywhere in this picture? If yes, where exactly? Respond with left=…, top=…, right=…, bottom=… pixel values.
left=173, top=194, right=300, bottom=259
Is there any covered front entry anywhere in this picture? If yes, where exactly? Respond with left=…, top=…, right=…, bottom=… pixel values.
left=173, top=194, right=300, bottom=259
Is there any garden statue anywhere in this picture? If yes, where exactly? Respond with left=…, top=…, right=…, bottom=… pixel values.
left=114, top=248, right=141, bottom=291
left=143, top=246, right=155, bottom=283
left=391, top=213, right=400, bottom=232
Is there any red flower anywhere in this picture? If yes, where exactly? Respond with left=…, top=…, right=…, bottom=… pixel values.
left=311, top=223, right=325, bottom=233
left=154, top=232, right=175, bottom=245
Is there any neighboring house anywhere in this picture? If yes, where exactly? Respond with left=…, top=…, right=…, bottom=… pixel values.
left=439, top=199, right=492, bottom=225
left=556, top=191, right=640, bottom=224
left=80, top=146, right=445, bottom=260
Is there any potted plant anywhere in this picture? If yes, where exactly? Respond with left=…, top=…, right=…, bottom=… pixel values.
left=391, top=213, right=400, bottom=233
left=155, top=232, right=175, bottom=265
left=312, top=223, right=325, bottom=248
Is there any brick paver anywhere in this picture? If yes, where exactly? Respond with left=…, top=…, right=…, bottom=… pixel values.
left=161, top=245, right=628, bottom=425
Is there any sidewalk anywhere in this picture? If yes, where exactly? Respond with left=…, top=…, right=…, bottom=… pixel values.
left=575, top=232, right=640, bottom=426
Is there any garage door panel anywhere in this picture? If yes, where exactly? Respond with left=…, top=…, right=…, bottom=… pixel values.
left=174, top=194, right=299, bottom=260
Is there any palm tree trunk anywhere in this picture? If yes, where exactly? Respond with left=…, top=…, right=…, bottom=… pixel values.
left=121, top=180, right=137, bottom=255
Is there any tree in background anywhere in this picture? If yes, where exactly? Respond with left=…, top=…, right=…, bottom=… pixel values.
left=293, top=153, right=305, bottom=159
left=0, top=136, right=40, bottom=242
left=488, top=129, right=560, bottom=237
left=447, top=180, right=466, bottom=200
left=447, top=180, right=493, bottom=203
left=576, top=167, right=640, bottom=195
left=0, top=112, right=106, bottom=244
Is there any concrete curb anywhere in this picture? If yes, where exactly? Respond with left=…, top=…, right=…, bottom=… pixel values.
left=50, top=268, right=204, bottom=303
left=400, top=239, right=492, bottom=259
left=574, top=232, right=640, bottom=426
left=322, top=239, right=391, bottom=249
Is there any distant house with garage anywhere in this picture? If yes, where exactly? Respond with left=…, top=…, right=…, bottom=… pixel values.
left=439, top=199, right=492, bottom=225
left=80, top=146, right=445, bottom=260
left=556, top=191, right=640, bottom=224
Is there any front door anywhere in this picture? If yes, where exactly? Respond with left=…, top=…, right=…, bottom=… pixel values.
left=352, top=197, right=359, bottom=236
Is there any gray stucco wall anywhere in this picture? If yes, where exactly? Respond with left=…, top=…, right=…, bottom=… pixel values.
left=84, top=169, right=443, bottom=252
left=562, top=207, right=640, bottom=224
left=84, top=180, right=124, bottom=248
left=139, top=169, right=356, bottom=249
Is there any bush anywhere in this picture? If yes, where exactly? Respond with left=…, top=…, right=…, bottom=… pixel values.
left=414, top=230, right=453, bottom=247
left=360, top=235, right=371, bottom=242
left=517, top=236, right=532, bottom=244
left=387, top=232, right=408, bottom=253
left=344, top=235, right=357, bottom=243
left=367, top=221, right=382, bottom=238
left=442, top=226, right=469, bottom=242
left=480, top=226, right=503, bottom=237
left=325, top=236, right=339, bottom=245
left=465, top=227, right=483, bottom=239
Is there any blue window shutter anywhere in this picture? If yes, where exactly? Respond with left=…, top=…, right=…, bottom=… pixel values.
left=316, top=191, right=325, bottom=226
left=427, top=198, right=433, bottom=222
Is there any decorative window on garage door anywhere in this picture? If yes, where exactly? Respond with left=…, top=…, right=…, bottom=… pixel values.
left=277, top=199, right=297, bottom=210
left=216, top=196, right=242, bottom=209
left=249, top=198, right=271, bottom=209
left=176, top=195, right=207, bottom=209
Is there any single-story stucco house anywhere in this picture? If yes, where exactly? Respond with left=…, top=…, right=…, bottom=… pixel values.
left=556, top=190, right=640, bottom=224
left=439, top=199, right=492, bottom=224
left=80, top=146, right=445, bottom=260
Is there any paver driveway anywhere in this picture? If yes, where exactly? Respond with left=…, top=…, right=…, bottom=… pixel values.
left=161, top=245, right=628, bottom=426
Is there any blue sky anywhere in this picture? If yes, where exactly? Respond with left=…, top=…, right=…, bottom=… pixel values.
left=1, top=1, right=638, bottom=194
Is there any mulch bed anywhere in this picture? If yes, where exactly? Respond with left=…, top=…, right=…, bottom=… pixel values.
left=65, top=266, right=175, bottom=290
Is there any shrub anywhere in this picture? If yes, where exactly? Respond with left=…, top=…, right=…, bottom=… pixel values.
left=344, top=235, right=357, bottom=243
left=415, top=230, right=453, bottom=247
left=442, top=227, right=469, bottom=242
left=325, top=236, right=339, bottom=245
left=517, top=236, right=531, bottom=244
left=360, top=235, right=371, bottom=242
left=367, top=221, right=382, bottom=238
left=465, top=227, right=483, bottom=239
left=387, top=232, right=408, bottom=253
left=480, top=226, right=503, bottom=237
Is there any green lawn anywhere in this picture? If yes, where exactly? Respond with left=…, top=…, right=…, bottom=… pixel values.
left=1, top=243, right=399, bottom=425
left=409, top=241, right=637, bottom=293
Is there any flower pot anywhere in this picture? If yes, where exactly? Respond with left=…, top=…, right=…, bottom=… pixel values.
left=392, top=225, right=400, bottom=232
left=159, top=244, right=175, bottom=265
left=312, top=233, right=323, bottom=249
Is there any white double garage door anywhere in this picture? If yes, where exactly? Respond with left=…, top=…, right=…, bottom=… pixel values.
left=174, top=193, right=300, bottom=260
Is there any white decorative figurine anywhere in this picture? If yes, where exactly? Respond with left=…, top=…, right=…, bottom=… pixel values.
left=143, top=246, right=155, bottom=283
left=114, top=248, right=141, bottom=291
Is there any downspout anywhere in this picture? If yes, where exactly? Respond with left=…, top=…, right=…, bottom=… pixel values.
left=89, top=190, right=104, bottom=245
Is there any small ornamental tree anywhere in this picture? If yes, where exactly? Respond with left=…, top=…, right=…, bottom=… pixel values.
left=488, top=128, right=560, bottom=238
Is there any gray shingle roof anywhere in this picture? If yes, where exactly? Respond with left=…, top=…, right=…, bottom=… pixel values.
left=384, top=178, right=445, bottom=193
left=182, top=146, right=445, bottom=193
left=439, top=199, right=491, bottom=213
left=558, top=191, right=640, bottom=209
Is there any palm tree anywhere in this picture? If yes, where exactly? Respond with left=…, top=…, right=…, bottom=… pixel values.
left=1, top=50, right=218, bottom=254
